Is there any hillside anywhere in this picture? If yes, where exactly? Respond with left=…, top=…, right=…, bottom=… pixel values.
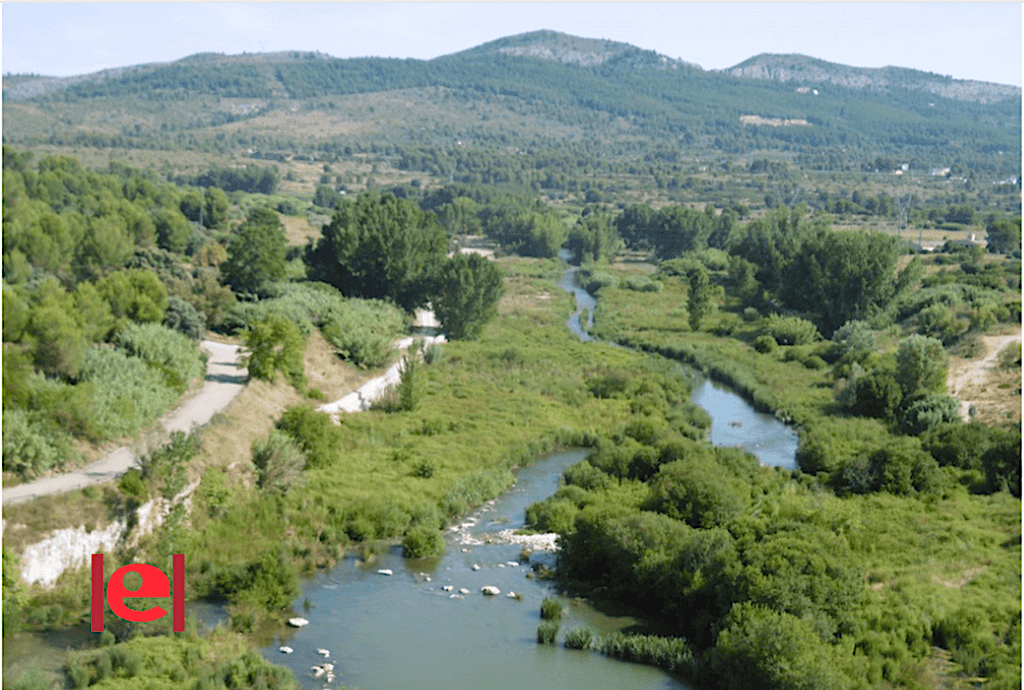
left=723, top=53, right=1021, bottom=104
left=1, top=31, right=1019, bottom=185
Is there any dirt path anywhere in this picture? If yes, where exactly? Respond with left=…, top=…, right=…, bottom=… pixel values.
left=2, top=341, right=247, bottom=506
left=317, top=309, right=444, bottom=417
left=947, top=329, right=1022, bottom=422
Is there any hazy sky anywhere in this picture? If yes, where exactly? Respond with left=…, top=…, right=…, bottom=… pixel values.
left=2, top=2, right=1021, bottom=87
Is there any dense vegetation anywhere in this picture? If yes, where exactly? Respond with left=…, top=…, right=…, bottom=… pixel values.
left=1, top=45, right=1019, bottom=687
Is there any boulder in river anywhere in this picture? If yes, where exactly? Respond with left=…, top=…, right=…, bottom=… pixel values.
left=481, top=585, right=501, bottom=596
left=288, top=617, right=309, bottom=628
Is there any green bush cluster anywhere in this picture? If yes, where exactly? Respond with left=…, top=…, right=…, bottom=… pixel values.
left=759, top=314, right=821, bottom=346
left=401, top=525, right=445, bottom=558
left=599, top=632, right=696, bottom=677
left=64, top=631, right=299, bottom=690
left=536, top=621, right=560, bottom=644
left=539, top=597, right=563, bottom=620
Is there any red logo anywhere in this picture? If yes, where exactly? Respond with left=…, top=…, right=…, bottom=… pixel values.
left=91, top=554, right=184, bottom=632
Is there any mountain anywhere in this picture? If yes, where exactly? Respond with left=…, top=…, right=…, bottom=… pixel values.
left=722, top=53, right=1020, bottom=105
left=444, top=29, right=701, bottom=71
left=1, top=32, right=1019, bottom=181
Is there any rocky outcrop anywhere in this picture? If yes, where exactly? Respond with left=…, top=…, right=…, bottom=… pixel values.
left=14, top=480, right=199, bottom=587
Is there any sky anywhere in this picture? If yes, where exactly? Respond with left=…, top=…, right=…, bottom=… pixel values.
left=2, top=2, right=1021, bottom=87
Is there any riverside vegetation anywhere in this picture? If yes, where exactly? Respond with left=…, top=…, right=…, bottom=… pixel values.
left=2, top=137, right=1019, bottom=690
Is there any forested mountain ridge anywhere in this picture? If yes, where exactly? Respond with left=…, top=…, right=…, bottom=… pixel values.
left=722, top=52, right=1021, bottom=105
left=2, top=31, right=1019, bottom=182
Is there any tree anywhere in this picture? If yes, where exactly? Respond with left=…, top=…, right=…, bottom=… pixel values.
left=895, top=334, right=947, bottom=398
left=241, top=315, right=306, bottom=390
left=221, top=207, right=287, bottom=296
left=566, top=210, right=623, bottom=264
left=986, top=215, right=1021, bottom=255
left=687, top=265, right=713, bottom=332
left=433, top=253, right=504, bottom=340
left=307, top=191, right=448, bottom=311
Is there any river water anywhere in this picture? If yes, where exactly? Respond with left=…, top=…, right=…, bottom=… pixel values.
left=258, top=262, right=797, bottom=689
left=4, top=262, right=797, bottom=689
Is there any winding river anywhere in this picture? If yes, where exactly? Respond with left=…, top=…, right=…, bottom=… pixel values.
left=3, top=262, right=797, bottom=689
left=257, top=262, right=797, bottom=689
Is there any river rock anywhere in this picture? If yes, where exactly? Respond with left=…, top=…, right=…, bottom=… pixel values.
left=279, top=646, right=293, bottom=654
left=481, top=585, right=501, bottom=596
left=377, top=569, right=393, bottom=576
left=287, top=617, right=309, bottom=627
left=472, top=563, right=482, bottom=571
left=459, top=587, right=471, bottom=595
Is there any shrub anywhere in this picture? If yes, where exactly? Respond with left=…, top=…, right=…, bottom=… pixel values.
left=277, top=406, right=343, bottom=469
left=540, top=597, right=563, bottom=620
left=251, top=430, right=307, bottom=495
left=118, top=469, right=148, bottom=502
left=599, top=632, right=696, bottom=676
left=163, top=297, right=206, bottom=340
left=423, top=342, right=445, bottom=364
left=897, top=393, right=962, bottom=435
left=2, top=407, right=76, bottom=478
left=537, top=621, right=560, bottom=644
left=623, top=275, right=663, bottom=292
left=831, top=319, right=876, bottom=359
left=401, top=525, right=445, bottom=558
left=563, top=627, right=595, bottom=650
left=114, top=322, right=205, bottom=393
left=761, top=314, right=821, bottom=346
left=753, top=335, right=777, bottom=354
left=78, top=348, right=179, bottom=439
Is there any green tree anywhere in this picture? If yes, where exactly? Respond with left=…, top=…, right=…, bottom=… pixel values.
left=687, top=265, right=713, bottom=332
left=222, top=207, right=287, bottom=296
left=97, top=268, right=169, bottom=326
left=895, top=334, right=948, bottom=398
left=985, top=215, right=1021, bottom=255
left=433, top=253, right=504, bottom=340
left=241, top=315, right=306, bottom=390
left=566, top=210, right=623, bottom=264
left=307, top=191, right=448, bottom=311
left=203, top=187, right=230, bottom=229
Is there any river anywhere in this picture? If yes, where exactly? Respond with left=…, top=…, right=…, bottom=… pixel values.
left=3, top=261, right=797, bottom=689
left=257, top=261, right=797, bottom=689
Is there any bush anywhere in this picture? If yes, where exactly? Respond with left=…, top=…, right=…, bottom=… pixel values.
left=761, top=314, right=821, bottom=346
left=276, top=406, right=343, bottom=469
left=599, top=632, right=696, bottom=677
left=540, top=597, right=563, bottom=620
left=78, top=348, right=179, bottom=439
left=163, top=297, right=206, bottom=340
left=753, top=335, right=777, bottom=354
left=897, top=393, right=961, bottom=435
left=251, top=430, right=307, bottom=495
left=423, top=342, right=445, bottom=364
left=118, top=469, right=148, bottom=502
left=401, top=525, right=445, bottom=558
left=537, top=621, right=560, bottom=644
left=563, top=627, right=595, bottom=650
left=2, top=407, right=76, bottom=478
left=114, top=322, right=205, bottom=393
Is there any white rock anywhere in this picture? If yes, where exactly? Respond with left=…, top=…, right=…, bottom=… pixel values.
left=471, top=563, right=482, bottom=571
left=317, top=648, right=330, bottom=657
left=459, top=587, right=471, bottom=595
left=279, top=646, right=293, bottom=654
left=507, top=591, right=518, bottom=598
left=288, top=617, right=309, bottom=627
left=312, top=666, right=325, bottom=678
left=442, top=585, right=454, bottom=592
left=449, top=594, right=464, bottom=599
left=481, top=585, right=501, bottom=596
left=506, top=561, right=519, bottom=567
left=377, top=569, right=393, bottom=576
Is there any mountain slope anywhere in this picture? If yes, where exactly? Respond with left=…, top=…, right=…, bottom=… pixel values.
left=723, top=53, right=1020, bottom=104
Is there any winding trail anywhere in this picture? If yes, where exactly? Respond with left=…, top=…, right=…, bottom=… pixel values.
left=2, top=341, right=247, bottom=506
left=317, top=309, right=445, bottom=417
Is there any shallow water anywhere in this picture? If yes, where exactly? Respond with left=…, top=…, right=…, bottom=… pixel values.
left=263, top=449, right=691, bottom=690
